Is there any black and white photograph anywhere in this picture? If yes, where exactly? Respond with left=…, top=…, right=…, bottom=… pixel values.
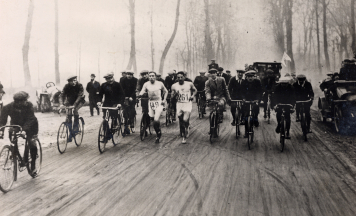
left=0, top=0, right=356, bottom=215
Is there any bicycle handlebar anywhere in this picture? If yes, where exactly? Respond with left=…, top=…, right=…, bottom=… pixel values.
left=244, top=100, right=259, bottom=104
left=99, top=105, right=121, bottom=110
left=230, top=100, right=243, bottom=102
left=296, top=99, right=312, bottom=103
left=276, top=104, right=294, bottom=107
left=0, top=125, right=23, bottom=131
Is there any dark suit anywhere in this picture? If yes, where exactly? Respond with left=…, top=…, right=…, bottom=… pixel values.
left=261, top=77, right=277, bottom=115
left=228, top=77, right=245, bottom=119
left=293, top=81, right=314, bottom=128
left=121, top=77, right=138, bottom=127
left=86, top=80, right=101, bottom=116
left=205, top=77, right=231, bottom=113
left=272, top=83, right=296, bottom=131
left=241, top=79, right=262, bottom=129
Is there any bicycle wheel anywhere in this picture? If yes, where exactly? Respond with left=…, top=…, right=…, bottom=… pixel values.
left=235, top=109, right=241, bottom=138
left=166, top=107, right=171, bottom=126
left=26, top=138, right=42, bottom=178
left=247, top=116, right=253, bottom=150
left=74, top=117, right=84, bottom=146
left=140, top=115, right=147, bottom=141
left=300, top=113, right=307, bottom=141
left=267, top=107, right=271, bottom=124
left=209, top=113, right=216, bottom=144
left=57, top=122, right=68, bottom=154
left=98, top=120, right=109, bottom=153
left=280, top=117, right=285, bottom=152
left=112, top=117, right=121, bottom=145
left=0, top=145, right=15, bottom=193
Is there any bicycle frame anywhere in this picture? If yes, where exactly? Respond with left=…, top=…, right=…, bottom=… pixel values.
left=296, top=99, right=311, bottom=141
left=244, top=101, right=258, bottom=149
left=276, top=104, right=293, bottom=152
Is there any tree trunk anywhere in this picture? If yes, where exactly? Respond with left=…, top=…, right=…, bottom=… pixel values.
left=150, top=0, right=154, bottom=71
left=322, top=0, right=330, bottom=71
left=204, top=0, right=214, bottom=66
left=22, top=0, right=34, bottom=87
left=126, top=0, right=137, bottom=73
left=158, top=0, right=181, bottom=74
left=54, top=0, right=60, bottom=85
left=315, top=0, right=321, bottom=72
left=285, top=0, right=295, bottom=72
left=351, top=0, right=356, bottom=56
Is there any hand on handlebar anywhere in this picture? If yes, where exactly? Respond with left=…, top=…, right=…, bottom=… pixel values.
left=129, top=97, right=133, bottom=102
left=97, top=102, right=102, bottom=107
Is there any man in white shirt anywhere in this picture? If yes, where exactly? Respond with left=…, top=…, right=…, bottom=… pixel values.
left=139, top=71, right=168, bottom=143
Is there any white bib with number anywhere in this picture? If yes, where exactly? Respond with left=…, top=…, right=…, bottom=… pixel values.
left=149, top=101, right=160, bottom=111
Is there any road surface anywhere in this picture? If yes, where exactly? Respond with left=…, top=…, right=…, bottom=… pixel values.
left=0, top=104, right=356, bottom=216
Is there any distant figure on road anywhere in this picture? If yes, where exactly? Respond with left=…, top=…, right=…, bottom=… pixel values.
left=208, top=59, right=219, bottom=71
left=86, top=74, right=101, bottom=116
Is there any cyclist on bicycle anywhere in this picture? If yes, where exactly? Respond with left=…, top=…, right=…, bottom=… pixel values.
left=139, top=71, right=168, bottom=143
left=97, top=73, right=125, bottom=124
left=59, top=76, right=85, bottom=141
left=241, top=70, right=262, bottom=137
left=261, top=69, right=277, bottom=119
left=171, top=71, right=197, bottom=144
left=228, top=69, right=245, bottom=126
left=165, top=71, right=177, bottom=121
left=193, top=71, right=208, bottom=114
left=205, top=68, right=231, bottom=124
left=0, top=91, right=39, bottom=175
left=293, top=74, right=314, bottom=132
left=272, top=76, right=296, bottom=139
left=121, top=70, right=138, bottom=134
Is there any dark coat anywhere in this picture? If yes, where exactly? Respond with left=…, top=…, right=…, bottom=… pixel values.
left=0, top=102, right=38, bottom=136
left=272, top=83, right=296, bottom=107
left=121, top=77, right=138, bottom=100
left=193, top=76, right=209, bottom=91
left=164, top=75, right=176, bottom=91
left=208, top=63, right=219, bottom=70
left=60, top=83, right=85, bottom=106
left=120, top=76, right=126, bottom=84
left=241, top=79, right=263, bottom=101
left=86, top=80, right=101, bottom=101
left=228, top=76, right=245, bottom=100
left=261, top=77, right=277, bottom=94
left=136, top=77, right=149, bottom=93
left=157, top=78, right=165, bottom=83
left=222, top=73, right=231, bottom=85
left=205, top=77, right=231, bottom=100
left=293, top=81, right=314, bottom=101
left=99, top=81, right=125, bottom=107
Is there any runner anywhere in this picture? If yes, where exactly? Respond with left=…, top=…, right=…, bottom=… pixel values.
left=139, top=71, right=168, bottom=143
left=171, top=71, right=197, bottom=144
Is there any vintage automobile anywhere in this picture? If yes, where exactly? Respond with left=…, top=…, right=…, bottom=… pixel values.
left=252, top=61, right=282, bottom=80
left=36, top=82, right=62, bottom=113
left=318, top=59, right=356, bottom=133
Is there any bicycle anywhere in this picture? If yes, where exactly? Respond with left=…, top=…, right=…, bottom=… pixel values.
left=138, top=97, right=152, bottom=141
left=231, top=100, right=243, bottom=138
left=275, top=104, right=293, bottom=152
left=208, top=99, right=221, bottom=143
left=98, top=105, right=123, bottom=153
left=197, top=91, right=206, bottom=119
left=0, top=125, right=42, bottom=193
left=122, top=98, right=136, bottom=136
left=296, top=99, right=311, bottom=141
left=56, top=106, right=85, bottom=154
left=266, top=93, right=272, bottom=124
left=166, top=92, right=175, bottom=126
left=244, top=100, right=258, bottom=150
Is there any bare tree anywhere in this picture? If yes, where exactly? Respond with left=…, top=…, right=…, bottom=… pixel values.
left=285, top=0, right=296, bottom=72
left=322, top=0, right=330, bottom=71
left=54, top=0, right=60, bottom=85
left=351, top=0, right=356, bottom=54
left=204, top=0, right=214, bottom=65
left=126, top=0, right=137, bottom=73
left=150, top=0, right=155, bottom=71
left=22, top=0, right=34, bottom=87
left=315, top=0, right=322, bottom=72
left=158, top=0, right=181, bottom=74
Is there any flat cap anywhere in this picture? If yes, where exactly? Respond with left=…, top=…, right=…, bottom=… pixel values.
left=245, top=70, right=256, bottom=76
left=103, top=73, right=113, bottom=78
left=13, top=91, right=29, bottom=101
left=278, top=76, right=291, bottom=83
left=67, top=75, right=77, bottom=81
left=209, top=68, right=217, bottom=73
left=126, top=70, right=134, bottom=75
left=90, top=74, right=96, bottom=77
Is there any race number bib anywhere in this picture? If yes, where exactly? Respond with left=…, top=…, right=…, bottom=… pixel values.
left=149, top=101, right=160, bottom=110
left=178, top=93, right=189, bottom=103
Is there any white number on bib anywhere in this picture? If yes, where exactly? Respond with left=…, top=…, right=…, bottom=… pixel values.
left=178, top=93, right=189, bottom=102
left=149, top=101, right=160, bottom=110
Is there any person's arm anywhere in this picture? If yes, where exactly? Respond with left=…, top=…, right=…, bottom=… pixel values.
left=59, top=85, right=67, bottom=105
left=205, top=80, right=211, bottom=100
left=86, top=82, right=90, bottom=93
left=0, top=105, right=9, bottom=130
left=222, top=79, right=231, bottom=101
left=308, top=82, right=315, bottom=99
left=74, top=84, right=85, bottom=106
left=22, top=102, right=37, bottom=133
left=161, top=82, right=168, bottom=103
left=190, top=83, right=197, bottom=100
left=139, top=82, right=147, bottom=96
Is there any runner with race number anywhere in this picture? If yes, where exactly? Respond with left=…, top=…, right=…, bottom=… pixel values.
left=139, top=71, right=168, bottom=143
left=171, top=71, right=197, bottom=144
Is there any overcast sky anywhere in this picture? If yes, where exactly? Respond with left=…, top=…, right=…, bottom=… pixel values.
left=0, top=0, right=278, bottom=88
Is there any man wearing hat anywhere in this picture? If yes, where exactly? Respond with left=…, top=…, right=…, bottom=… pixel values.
left=224, top=70, right=232, bottom=85
left=208, top=59, right=219, bottom=71
left=97, top=73, right=125, bottom=123
left=241, top=70, right=263, bottom=136
left=228, top=70, right=246, bottom=125
left=0, top=91, right=39, bottom=176
left=293, top=74, right=314, bottom=132
left=121, top=70, right=138, bottom=133
left=261, top=69, right=277, bottom=119
left=120, top=71, right=127, bottom=83
left=86, top=74, right=101, bottom=116
left=205, top=68, right=231, bottom=125
left=156, top=72, right=165, bottom=83
left=136, top=70, right=150, bottom=115
left=60, top=76, right=86, bottom=141
left=272, top=76, right=296, bottom=139
left=193, top=71, right=209, bottom=113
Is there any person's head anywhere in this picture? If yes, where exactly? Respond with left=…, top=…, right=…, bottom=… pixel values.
left=266, top=69, right=274, bottom=78
left=278, top=77, right=291, bottom=88
left=226, top=70, right=231, bottom=75
left=140, top=70, right=149, bottom=79
left=67, top=76, right=78, bottom=86
left=156, top=73, right=162, bottom=79
left=236, top=70, right=244, bottom=79
left=13, top=91, right=29, bottom=107
left=168, top=70, right=174, bottom=77
left=148, top=71, right=156, bottom=83
left=297, top=74, right=306, bottom=84
left=333, top=72, right=339, bottom=81
left=245, top=71, right=256, bottom=82
left=177, top=71, right=185, bottom=84
left=199, top=71, right=206, bottom=77
left=209, top=69, right=217, bottom=79
left=183, top=71, right=188, bottom=78
left=218, top=67, right=224, bottom=76
left=104, top=73, right=114, bottom=84
left=211, top=59, right=215, bottom=64
left=126, top=70, right=134, bottom=79
left=90, top=74, right=96, bottom=81
left=121, top=71, right=127, bottom=77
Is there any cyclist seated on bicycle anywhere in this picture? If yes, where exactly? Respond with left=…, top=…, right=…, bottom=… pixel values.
left=272, top=76, right=296, bottom=139
left=59, top=76, right=85, bottom=141
left=97, top=73, right=125, bottom=123
left=228, top=69, right=246, bottom=126
left=0, top=91, right=39, bottom=175
left=121, top=70, right=138, bottom=133
left=293, top=74, right=314, bottom=133
left=193, top=71, right=208, bottom=113
left=241, top=70, right=263, bottom=137
left=139, top=71, right=168, bottom=143
left=205, top=68, right=231, bottom=123
left=261, top=69, right=277, bottom=119
left=165, top=70, right=177, bottom=120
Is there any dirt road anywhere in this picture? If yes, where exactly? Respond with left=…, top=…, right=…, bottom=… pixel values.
left=0, top=104, right=356, bottom=216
